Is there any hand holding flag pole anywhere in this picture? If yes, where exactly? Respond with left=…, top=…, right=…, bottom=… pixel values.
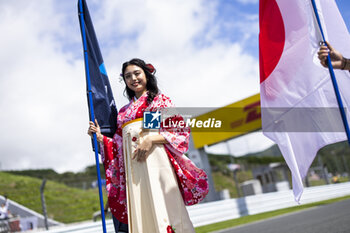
left=311, top=0, right=350, bottom=144
left=78, top=0, right=107, bottom=232
left=318, top=41, right=345, bottom=69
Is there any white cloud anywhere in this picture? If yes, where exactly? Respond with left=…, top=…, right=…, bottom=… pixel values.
left=92, top=0, right=260, bottom=108
left=0, top=0, right=262, bottom=172
left=0, top=0, right=95, bottom=172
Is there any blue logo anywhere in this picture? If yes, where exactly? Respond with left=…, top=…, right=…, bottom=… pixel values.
left=143, top=111, right=161, bottom=129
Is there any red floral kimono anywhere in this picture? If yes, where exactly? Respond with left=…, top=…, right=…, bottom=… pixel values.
left=100, top=92, right=209, bottom=224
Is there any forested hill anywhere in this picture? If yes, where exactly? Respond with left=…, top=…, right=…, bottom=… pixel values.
left=209, top=140, right=350, bottom=175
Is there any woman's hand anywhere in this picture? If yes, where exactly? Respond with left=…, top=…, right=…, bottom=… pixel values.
left=132, top=134, right=168, bottom=162
left=133, top=136, right=153, bottom=162
left=87, top=119, right=103, bottom=143
left=318, top=41, right=344, bottom=69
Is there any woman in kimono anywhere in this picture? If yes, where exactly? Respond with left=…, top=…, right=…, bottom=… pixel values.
left=88, top=58, right=209, bottom=233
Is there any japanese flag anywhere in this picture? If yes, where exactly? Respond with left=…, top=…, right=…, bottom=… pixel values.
left=259, top=0, right=350, bottom=202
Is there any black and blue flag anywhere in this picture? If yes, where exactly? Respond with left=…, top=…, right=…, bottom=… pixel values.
left=78, top=0, right=117, bottom=138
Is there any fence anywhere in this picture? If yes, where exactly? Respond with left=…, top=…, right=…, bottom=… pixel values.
left=43, top=182, right=350, bottom=232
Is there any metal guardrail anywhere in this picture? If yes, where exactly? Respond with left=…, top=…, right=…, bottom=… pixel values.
left=41, top=182, right=350, bottom=232
left=43, top=220, right=116, bottom=233
left=188, top=181, right=350, bottom=227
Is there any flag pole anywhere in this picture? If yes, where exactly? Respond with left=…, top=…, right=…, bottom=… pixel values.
left=78, top=0, right=107, bottom=232
left=311, top=0, right=350, bottom=144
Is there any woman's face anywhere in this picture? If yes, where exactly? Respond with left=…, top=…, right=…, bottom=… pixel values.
left=124, top=64, right=147, bottom=98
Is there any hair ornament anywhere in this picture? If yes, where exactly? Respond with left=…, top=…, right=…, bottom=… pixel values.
left=146, top=63, right=156, bottom=74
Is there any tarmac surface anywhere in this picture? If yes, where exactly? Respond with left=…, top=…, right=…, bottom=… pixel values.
left=214, top=198, right=350, bottom=233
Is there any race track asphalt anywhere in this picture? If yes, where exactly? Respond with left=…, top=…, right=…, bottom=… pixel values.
left=214, top=199, right=350, bottom=233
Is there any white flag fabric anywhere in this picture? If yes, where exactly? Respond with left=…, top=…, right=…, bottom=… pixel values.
left=259, top=0, right=350, bottom=202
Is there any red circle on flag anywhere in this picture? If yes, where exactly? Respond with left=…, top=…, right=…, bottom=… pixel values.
left=259, top=0, right=285, bottom=83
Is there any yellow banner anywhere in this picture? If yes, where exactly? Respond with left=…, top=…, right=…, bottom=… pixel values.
left=191, top=93, right=261, bottom=149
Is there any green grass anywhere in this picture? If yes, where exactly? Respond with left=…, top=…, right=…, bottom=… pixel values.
left=212, top=171, right=253, bottom=198
left=308, top=176, right=349, bottom=187
left=212, top=172, right=240, bottom=198
left=194, top=195, right=350, bottom=233
left=0, top=172, right=107, bottom=223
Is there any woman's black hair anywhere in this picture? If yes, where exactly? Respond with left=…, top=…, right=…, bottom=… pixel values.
left=121, top=58, right=159, bottom=105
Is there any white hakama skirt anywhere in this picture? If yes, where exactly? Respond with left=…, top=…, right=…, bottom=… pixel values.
left=122, top=119, right=195, bottom=233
